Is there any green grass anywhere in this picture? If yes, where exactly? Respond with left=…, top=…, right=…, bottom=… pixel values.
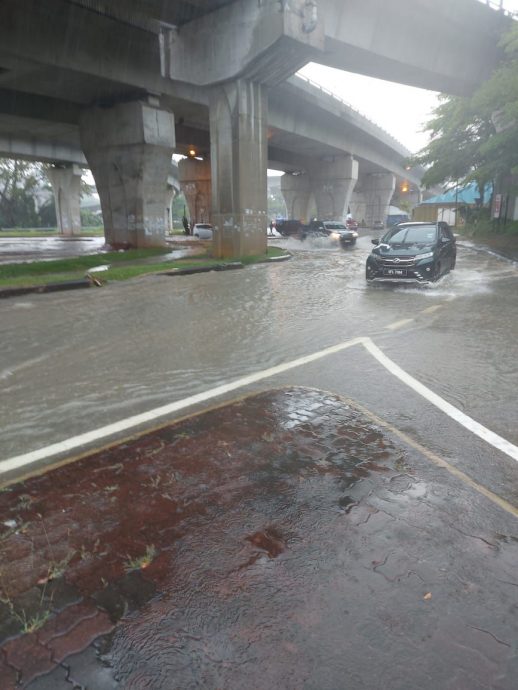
left=0, top=246, right=288, bottom=289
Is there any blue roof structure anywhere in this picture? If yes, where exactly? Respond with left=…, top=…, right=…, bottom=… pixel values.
left=422, top=182, right=492, bottom=205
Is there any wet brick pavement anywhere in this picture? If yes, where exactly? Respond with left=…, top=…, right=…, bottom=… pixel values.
left=0, top=388, right=517, bottom=689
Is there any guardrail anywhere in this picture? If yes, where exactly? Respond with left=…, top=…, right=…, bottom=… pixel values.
left=294, top=74, right=409, bottom=153
left=478, top=0, right=517, bottom=17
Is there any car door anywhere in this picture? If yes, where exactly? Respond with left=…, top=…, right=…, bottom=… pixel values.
left=439, top=226, right=453, bottom=268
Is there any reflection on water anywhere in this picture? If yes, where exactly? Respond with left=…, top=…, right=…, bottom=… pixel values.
left=1, top=236, right=518, bottom=458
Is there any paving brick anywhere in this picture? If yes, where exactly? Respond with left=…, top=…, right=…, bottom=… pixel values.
left=2, top=634, right=56, bottom=687
left=0, top=653, right=18, bottom=690
left=48, top=611, right=114, bottom=664
left=37, top=600, right=98, bottom=645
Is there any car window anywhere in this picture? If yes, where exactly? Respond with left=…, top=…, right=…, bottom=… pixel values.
left=384, top=225, right=437, bottom=245
left=324, top=223, right=346, bottom=230
left=197, top=224, right=212, bottom=229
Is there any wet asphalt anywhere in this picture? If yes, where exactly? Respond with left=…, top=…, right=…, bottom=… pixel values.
left=0, top=232, right=517, bottom=688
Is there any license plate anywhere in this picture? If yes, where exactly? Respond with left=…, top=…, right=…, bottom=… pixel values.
left=383, top=268, right=407, bottom=276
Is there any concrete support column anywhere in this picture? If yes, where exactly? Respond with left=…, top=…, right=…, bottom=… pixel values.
left=79, top=100, right=175, bottom=248
left=47, top=164, right=82, bottom=236
left=210, top=79, right=268, bottom=259
left=310, top=155, right=358, bottom=220
left=178, top=158, right=212, bottom=226
left=281, top=173, right=311, bottom=221
left=363, top=172, right=396, bottom=228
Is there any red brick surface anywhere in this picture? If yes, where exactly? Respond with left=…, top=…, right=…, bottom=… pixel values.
left=3, top=634, right=55, bottom=686
left=37, top=600, right=98, bottom=645
left=0, top=654, right=18, bottom=690
left=48, top=610, right=114, bottom=664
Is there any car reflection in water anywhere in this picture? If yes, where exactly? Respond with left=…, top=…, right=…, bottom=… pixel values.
left=366, top=221, right=456, bottom=284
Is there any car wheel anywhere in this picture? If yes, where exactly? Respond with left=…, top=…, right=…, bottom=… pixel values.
left=433, top=262, right=441, bottom=281
left=451, top=255, right=456, bottom=270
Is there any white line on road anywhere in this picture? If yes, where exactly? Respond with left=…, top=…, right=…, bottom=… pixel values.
left=362, top=338, right=518, bottom=463
left=0, top=337, right=366, bottom=474
left=420, top=305, right=443, bottom=315
left=385, top=318, right=414, bottom=331
left=3, top=335, right=518, bottom=476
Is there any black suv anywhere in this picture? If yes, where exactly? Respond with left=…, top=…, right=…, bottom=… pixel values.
left=366, top=222, right=456, bottom=284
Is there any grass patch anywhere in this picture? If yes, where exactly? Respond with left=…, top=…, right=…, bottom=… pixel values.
left=0, top=245, right=289, bottom=289
left=124, top=545, right=157, bottom=573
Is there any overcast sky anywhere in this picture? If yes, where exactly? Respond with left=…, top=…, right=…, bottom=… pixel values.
left=297, top=0, right=518, bottom=155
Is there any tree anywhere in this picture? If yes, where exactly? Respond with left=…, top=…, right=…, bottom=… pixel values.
left=0, top=159, right=45, bottom=228
left=410, top=95, right=493, bottom=201
left=411, top=21, right=518, bottom=201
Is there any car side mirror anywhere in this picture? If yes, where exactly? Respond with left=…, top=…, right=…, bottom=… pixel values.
left=371, top=238, right=379, bottom=245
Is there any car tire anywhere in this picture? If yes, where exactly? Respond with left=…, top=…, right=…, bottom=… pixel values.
left=433, top=262, right=441, bottom=281
left=451, top=255, right=456, bottom=270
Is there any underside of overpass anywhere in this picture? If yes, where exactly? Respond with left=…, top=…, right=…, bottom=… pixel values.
left=0, top=0, right=506, bottom=255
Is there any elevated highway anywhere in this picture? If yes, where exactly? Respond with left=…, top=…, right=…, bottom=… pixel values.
left=0, top=0, right=506, bottom=254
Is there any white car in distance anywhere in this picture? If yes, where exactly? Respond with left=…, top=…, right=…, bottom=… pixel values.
left=192, top=223, right=213, bottom=240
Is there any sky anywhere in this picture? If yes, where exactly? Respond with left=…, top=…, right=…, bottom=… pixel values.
left=296, top=0, right=518, bottom=155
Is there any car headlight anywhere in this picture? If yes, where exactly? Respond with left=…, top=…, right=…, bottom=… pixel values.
left=330, top=232, right=341, bottom=239
left=352, top=232, right=358, bottom=238
left=417, top=251, right=434, bottom=260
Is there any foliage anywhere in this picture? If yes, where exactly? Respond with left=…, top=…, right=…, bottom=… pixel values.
left=0, top=159, right=46, bottom=228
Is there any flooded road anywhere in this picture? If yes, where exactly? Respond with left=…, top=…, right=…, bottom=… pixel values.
left=0, top=236, right=106, bottom=264
left=1, top=233, right=518, bottom=688
left=1, top=232, right=518, bottom=470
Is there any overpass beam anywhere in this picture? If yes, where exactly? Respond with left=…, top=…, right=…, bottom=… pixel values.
left=47, top=164, right=82, bottom=237
left=281, top=173, right=311, bottom=222
left=310, top=156, right=359, bottom=220
left=178, top=158, right=212, bottom=228
left=79, top=100, right=175, bottom=249
left=210, top=79, right=268, bottom=259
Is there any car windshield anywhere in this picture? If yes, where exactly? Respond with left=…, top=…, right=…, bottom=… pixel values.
left=324, top=223, right=346, bottom=230
left=383, top=225, right=437, bottom=246
left=196, top=224, right=212, bottom=229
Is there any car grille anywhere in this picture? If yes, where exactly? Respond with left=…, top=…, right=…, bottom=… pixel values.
left=381, top=256, right=415, bottom=267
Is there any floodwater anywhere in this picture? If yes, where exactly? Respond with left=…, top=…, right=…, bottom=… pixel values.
left=1, top=233, right=518, bottom=464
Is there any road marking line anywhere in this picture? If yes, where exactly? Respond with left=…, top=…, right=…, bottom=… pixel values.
left=0, top=337, right=366, bottom=474
left=385, top=318, right=414, bottom=331
left=362, top=339, right=518, bottom=463
left=346, top=397, right=518, bottom=519
left=3, top=335, right=518, bottom=484
left=421, top=305, right=443, bottom=315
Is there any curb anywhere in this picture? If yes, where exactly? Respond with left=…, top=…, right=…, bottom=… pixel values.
left=0, top=253, right=291, bottom=299
left=0, top=278, right=93, bottom=299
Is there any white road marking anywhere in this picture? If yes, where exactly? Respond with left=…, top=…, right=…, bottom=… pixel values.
left=0, top=337, right=366, bottom=474
left=420, top=305, right=443, bottom=315
left=362, top=339, right=518, bottom=463
left=3, top=335, right=518, bottom=476
left=385, top=318, right=414, bottom=331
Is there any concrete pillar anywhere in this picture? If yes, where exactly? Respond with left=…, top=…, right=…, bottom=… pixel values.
left=178, top=158, right=211, bottom=226
left=47, top=164, right=82, bottom=236
left=310, top=155, right=358, bottom=220
left=79, top=100, right=175, bottom=248
left=363, top=172, right=396, bottom=228
left=281, top=173, right=311, bottom=221
left=209, top=79, right=268, bottom=259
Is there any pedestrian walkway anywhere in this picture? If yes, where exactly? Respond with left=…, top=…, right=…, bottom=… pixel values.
left=0, top=388, right=516, bottom=689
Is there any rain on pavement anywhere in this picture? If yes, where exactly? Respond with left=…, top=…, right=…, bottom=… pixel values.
left=1, top=233, right=518, bottom=688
